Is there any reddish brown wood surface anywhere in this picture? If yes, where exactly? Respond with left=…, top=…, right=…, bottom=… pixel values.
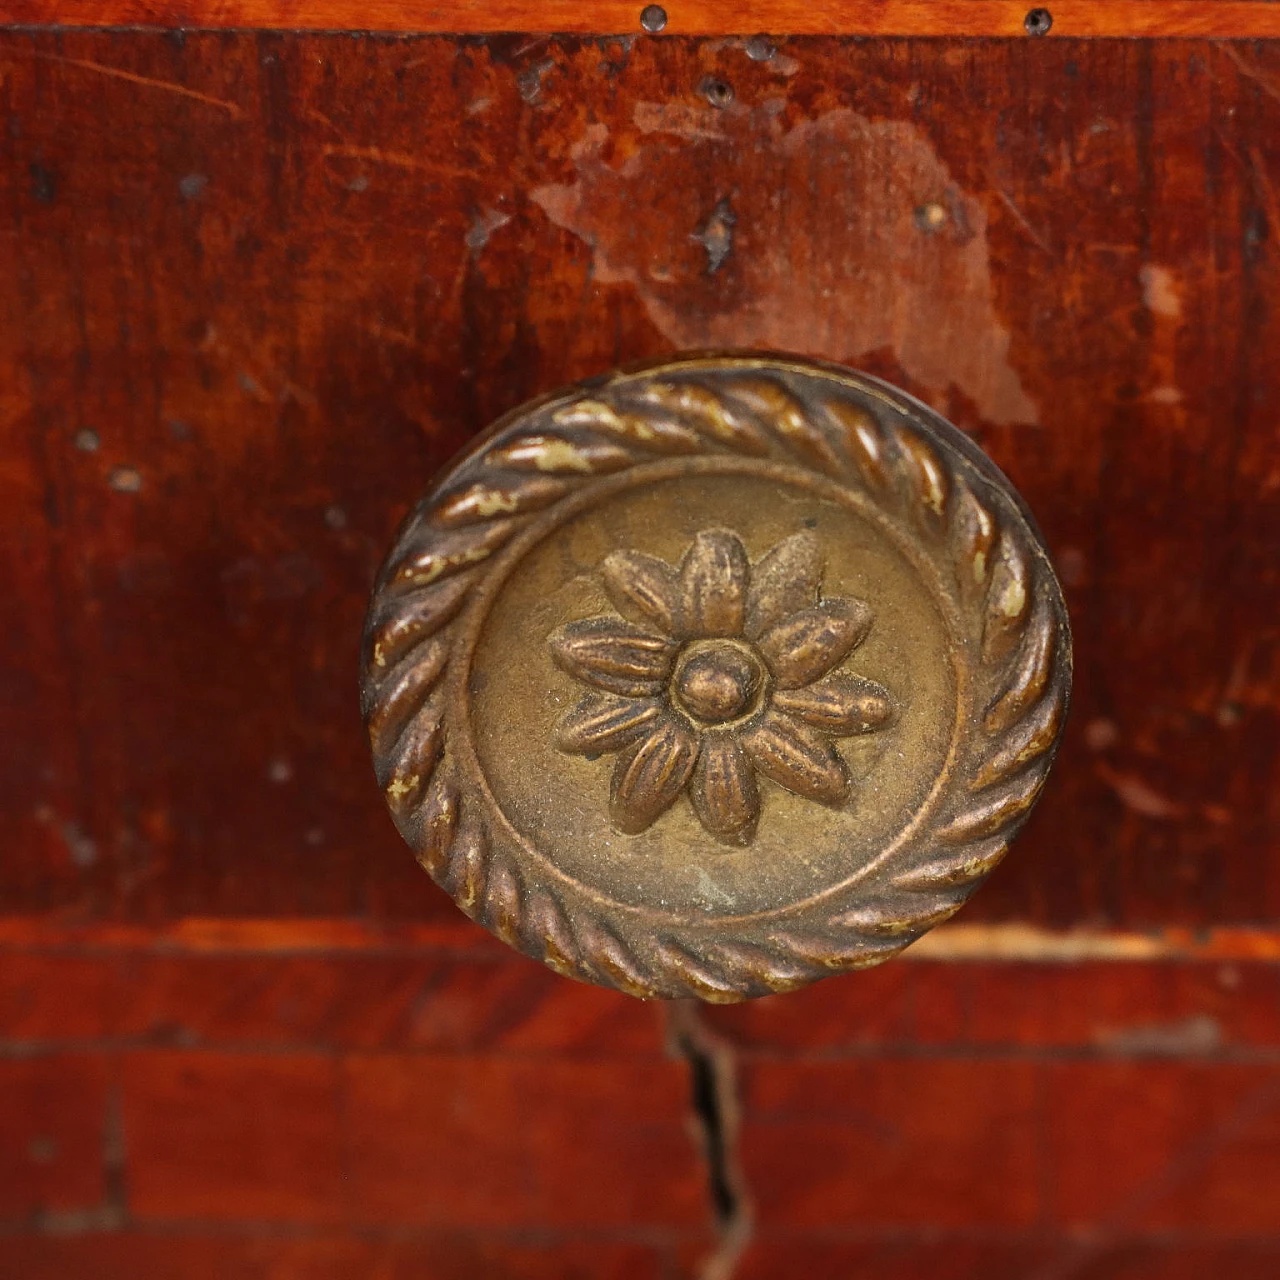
left=2, top=31, right=1277, bottom=930
left=3, top=29, right=1280, bottom=1278
left=4, top=925, right=1280, bottom=1275
left=6, top=0, right=1280, bottom=38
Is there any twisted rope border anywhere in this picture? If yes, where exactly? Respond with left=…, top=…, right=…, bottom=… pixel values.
left=361, top=357, right=1071, bottom=1001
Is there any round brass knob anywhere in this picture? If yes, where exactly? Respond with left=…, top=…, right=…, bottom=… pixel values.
left=361, top=354, right=1071, bottom=1001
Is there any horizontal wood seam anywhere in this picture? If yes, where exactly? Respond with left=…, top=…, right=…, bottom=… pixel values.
left=4, top=917, right=1280, bottom=962
left=4, top=2, right=1280, bottom=39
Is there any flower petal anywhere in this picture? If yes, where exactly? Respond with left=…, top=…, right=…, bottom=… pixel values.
left=690, top=735, right=760, bottom=845
left=554, top=693, right=665, bottom=755
left=601, top=550, right=682, bottom=635
left=744, top=531, right=822, bottom=639
left=757, top=598, right=872, bottom=689
left=772, top=675, right=894, bottom=737
left=679, top=529, right=749, bottom=638
left=548, top=618, right=678, bottom=696
left=610, top=717, right=699, bottom=834
left=740, top=710, right=852, bottom=806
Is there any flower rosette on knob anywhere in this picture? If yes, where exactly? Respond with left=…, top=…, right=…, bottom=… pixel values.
left=549, top=529, right=894, bottom=845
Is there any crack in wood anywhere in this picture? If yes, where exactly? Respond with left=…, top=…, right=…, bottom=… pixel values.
left=666, top=1001, right=752, bottom=1280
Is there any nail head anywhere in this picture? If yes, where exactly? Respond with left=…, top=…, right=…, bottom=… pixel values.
left=640, top=4, right=667, bottom=33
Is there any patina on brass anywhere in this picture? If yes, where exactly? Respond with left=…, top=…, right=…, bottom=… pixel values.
left=361, top=354, right=1072, bottom=1002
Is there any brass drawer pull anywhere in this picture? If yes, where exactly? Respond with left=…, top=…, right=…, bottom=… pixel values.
left=361, top=354, right=1071, bottom=1001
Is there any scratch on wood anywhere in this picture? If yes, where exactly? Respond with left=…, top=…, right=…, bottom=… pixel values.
left=320, top=144, right=476, bottom=181
left=989, top=181, right=1056, bottom=257
left=34, top=53, right=245, bottom=118
left=1248, top=145, right=1280, bottom=236
left=467, top=207, right=512, bottom=254
left=200, top=324, right=317, bottom=409
left=301, top=105, right=343, bottom=136
left=634, top=100, right=730, bottom=142
left=366, top=319, right=422, bottom=349
left=1219, top=42, right=1280, bottom=105
left=1096, top=761, right=1187, bottom=819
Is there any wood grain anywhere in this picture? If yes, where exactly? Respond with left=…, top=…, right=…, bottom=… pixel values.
left=7, top=914, right=1280, bottom=960
left=4, top=25, right=1277, bottom=1263
left=0, top=31, right=1277, bottom=933
left=4, top=1237, right=676, bottom=1280
left=5, top=926, right=1280, bottom=1270
left=4, top=0, right=1280, bottom=38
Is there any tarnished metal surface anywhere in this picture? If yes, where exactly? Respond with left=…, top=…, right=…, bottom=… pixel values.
left=362, top=354, right=1072, bottom=1000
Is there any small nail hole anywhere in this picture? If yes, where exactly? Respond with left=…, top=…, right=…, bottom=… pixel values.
left=640, top=4, right=668, bottom=32
left=1024, top=7, right=1053, bottom=35
left=701, top=77, right=734, bottom=108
